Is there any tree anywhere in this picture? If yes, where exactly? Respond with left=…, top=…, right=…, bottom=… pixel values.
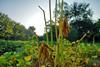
left=63, top=2, right=93, bottom=40
left=0, top=12, right=36, bottom=40
left=64, top=2, right=92, bottom=21
left=71, top=18, right=93, bottom=37
left=13, top=23, right=27, bottom=40
left=68, top=27, right=78, bottom=41
left=27, top=26, right=36, bottom=40
left=57, top=2, right=93, bottom=37
left=0, top=12, right=14, bottom=39
left=92, top=19, right=100, bottom=42
left=28, top=26, right=35, bottom=34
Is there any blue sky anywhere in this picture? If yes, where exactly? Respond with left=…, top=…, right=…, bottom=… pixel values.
left=0, top=0, right=100, bottom=35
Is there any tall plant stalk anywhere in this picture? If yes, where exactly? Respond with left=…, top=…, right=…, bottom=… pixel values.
left=49, top=0, right=53, bottom=45
left=39, top=6, right=48, bottom=45
left=55, top=0, right=64, bottom=66
left=59, top=0, right=64, bottom=66
left=54, top=0, right=58, bottom=66
left=55, top=0, right=58, bottom=40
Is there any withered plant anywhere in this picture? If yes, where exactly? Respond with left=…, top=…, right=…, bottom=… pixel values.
left=38, top=42, right=54, bottom=66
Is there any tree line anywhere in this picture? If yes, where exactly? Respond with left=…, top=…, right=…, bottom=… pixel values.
left=0, top=12, right=36, bottom=40
left=0, top=2, right=100, bottom=42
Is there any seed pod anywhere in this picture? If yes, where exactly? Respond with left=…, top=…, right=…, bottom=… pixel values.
left=62, top=17, right=69, bottom=38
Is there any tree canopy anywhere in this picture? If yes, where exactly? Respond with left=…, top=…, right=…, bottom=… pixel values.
left=0, top=12, right=36, bottom=40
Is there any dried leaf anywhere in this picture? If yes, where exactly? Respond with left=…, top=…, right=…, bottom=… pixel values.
left=62, top=17, right=69, bottom=38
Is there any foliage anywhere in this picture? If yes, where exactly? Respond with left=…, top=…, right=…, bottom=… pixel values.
left=68, top=27, right=78, bottom=41
left=0, top=40, right=100, bottom=67
left=0, top=40, right=35, bottom=55
left=0, top=40, right=23, bottom=55
left=64, top=2, right=92, bottom=20
left=92, top=19, right=100, bottom=42
left=0, top=12, right=36, bottom=40
left=0, top=40, right=38, bottom=67
left=71, top=18, right=94, bottom=39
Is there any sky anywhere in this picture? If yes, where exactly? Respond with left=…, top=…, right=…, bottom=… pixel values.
left=0, top=0, right=100, bottom=36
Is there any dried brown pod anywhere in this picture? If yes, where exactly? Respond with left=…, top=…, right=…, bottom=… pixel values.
left=62, top=17, right=69, bottom=38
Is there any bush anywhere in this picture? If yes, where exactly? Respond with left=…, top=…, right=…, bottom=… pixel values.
left=0, top=40, right=24, bottom=55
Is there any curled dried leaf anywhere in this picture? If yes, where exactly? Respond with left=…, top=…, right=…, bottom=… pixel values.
left=62, top=17, right=70, bottom=38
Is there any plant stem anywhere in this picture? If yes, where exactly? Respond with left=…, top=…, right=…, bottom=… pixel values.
left=93, top=35, right=95, bottom=45
left=49, top=0, right=53, bottom=45
left=55, top=0, right=58, bottom=40
left=56, top=0, right=64, bottom=66
left=38, top=6, right=48, bottom=45
left=54, top=0, right=58, bottom=66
